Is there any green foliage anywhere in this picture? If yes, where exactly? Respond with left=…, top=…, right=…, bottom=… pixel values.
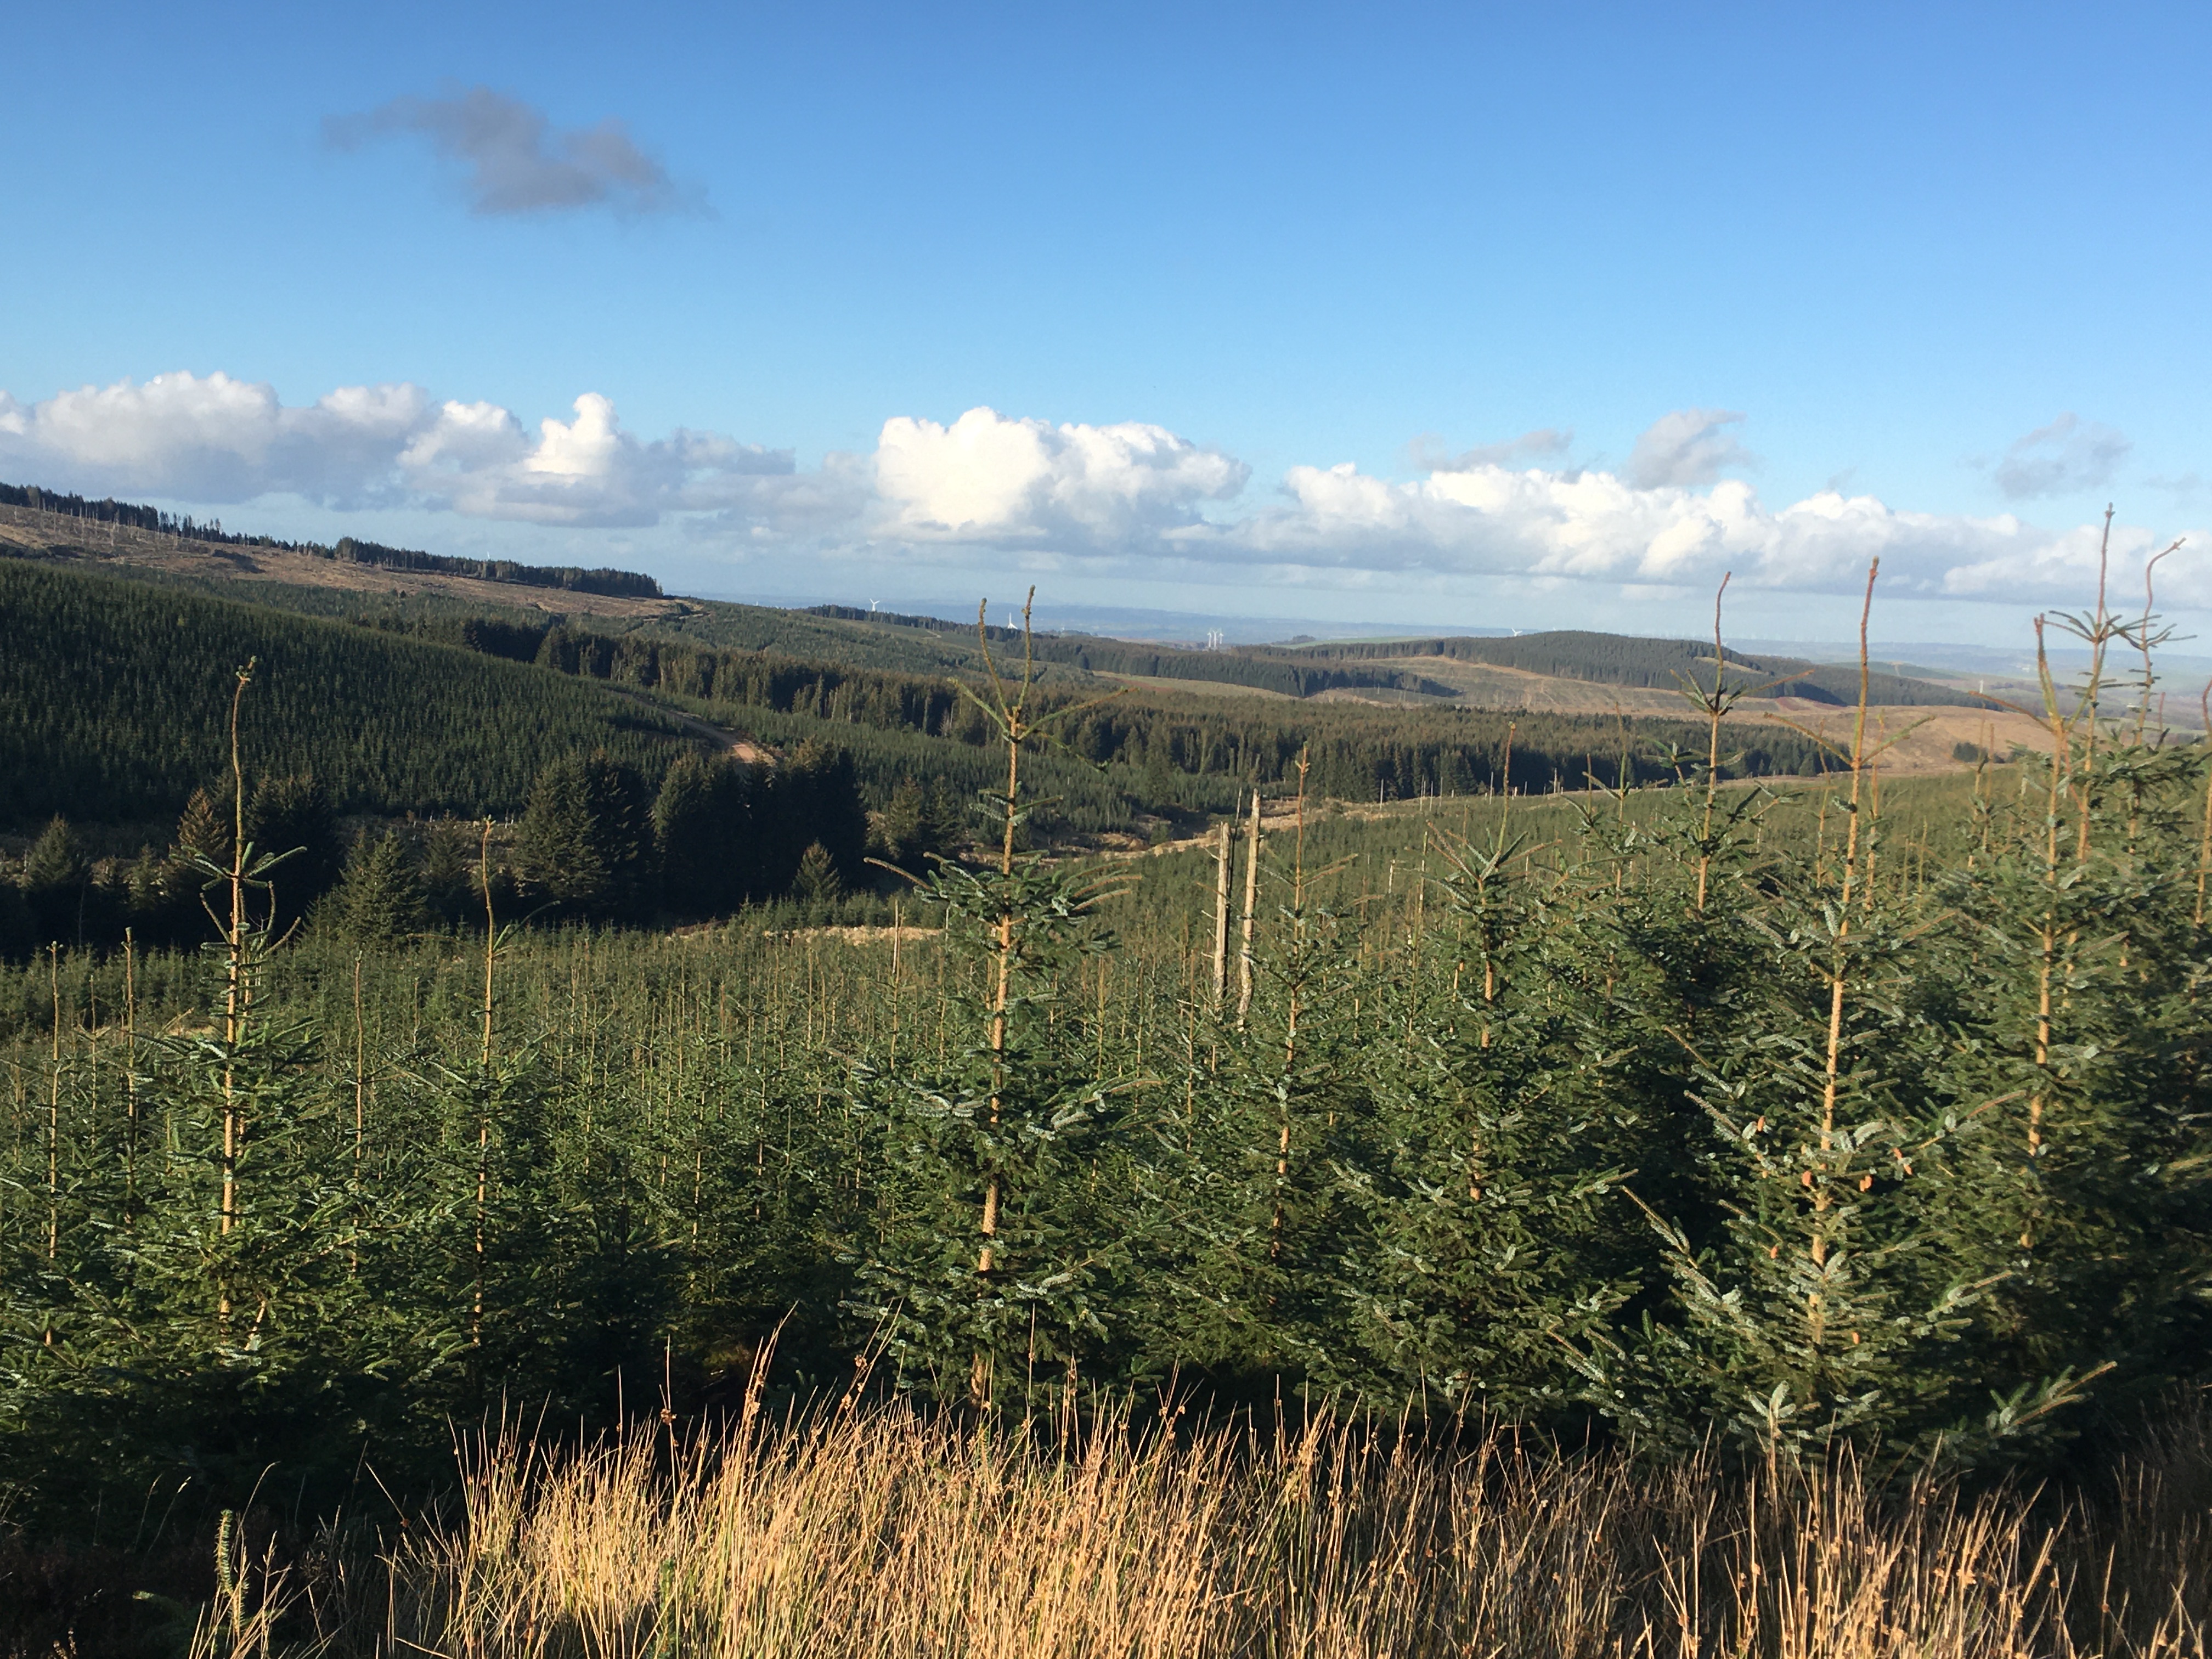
left=176, top=787, right=231, bottom=867
left=848, top=802, right=1127, bottom=1406
left=4, top=586, right=2211, bottom=1549
left=20, top=817, right=89, bottom=946
left=419, top=816, right=489, bottom=924
left=516, top=753, right=656, bottom=923
left=244, top=774, right=340, bottom=935
left=323, top=830, right=429, bottom=945
left=653, top=752, right=754, bottom=918
left=763, top=742, right=871, bottom=893
left=871, top=777, right=964, bottom=876
left=0, top=561, right=691, bottom=829
left=21, top=816, right=86, bottom=893
left=793, top=842, right=842, bottom=905
left=1326, top=817, right=1649, bottom=1415
left=521, top=618, right=1847, bottom=837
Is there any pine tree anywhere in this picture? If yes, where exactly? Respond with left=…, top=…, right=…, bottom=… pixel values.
left=1904, top=549, right=2212, bottom=1452
left=1331, top=809, right=1646, bottom=1417
left=872, top=777, right=966, bottom=876
left=21, top=815, right=87, bottom=945
left=765, top=742, right=870, bottom=894
left=654, top=751, right=752, bottom=917
left=244, top=774, right=340, bottom=935
left=515, top=752, right=654, bottom=922
left=872, top=779, right=932, bottom=875
left=22, top=815, right=85, bottom=891
left=793, top=840, right=842, bottom=907
left=420, top=816, right=481, bottom=923
left=325, top=830, right=428, bottom=945
left=848, top=595, right=1132, bottom=1409
left=4, top=661, right=451, bottom=1524
left=175, top=786, right=231, bottom=869
left=1593, top=564, right=2127, bottom=1462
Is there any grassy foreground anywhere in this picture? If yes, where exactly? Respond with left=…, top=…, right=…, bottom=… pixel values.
left=177, top=1390, right=2210, bottom=1659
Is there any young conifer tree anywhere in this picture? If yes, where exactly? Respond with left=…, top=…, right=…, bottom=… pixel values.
left=325, top=828, right=428, bottom=945
left=427, top=822, right=550, bottom=1407
left=1331, top=774, right=1647, bottom=1417
left=1914, top=522, right=2212, bottom=1446
left=6, top=662, right=442, bottom=1515
left=1604, top=563, right=2095, bottom=1461
left=847, top=593, right=1132, bottom=1409
left=1132, top=758, right=1367, bottom=1392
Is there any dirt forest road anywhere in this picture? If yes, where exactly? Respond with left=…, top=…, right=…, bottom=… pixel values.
left=607, top=687, right=773, bottom=766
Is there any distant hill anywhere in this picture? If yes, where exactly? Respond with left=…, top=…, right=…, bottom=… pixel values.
left=0, top=479, right=1986, bottom=712
left=1256, top=630, right=1987, bottom=708
left=0, top=484, right=2037, bottom=846
left=0, top=483, right=662, bottom=599
left=801, top=605, right=1987, bottom=709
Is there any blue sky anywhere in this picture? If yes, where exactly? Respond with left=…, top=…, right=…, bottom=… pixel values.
left=4, top=1, right=2208, bottom=642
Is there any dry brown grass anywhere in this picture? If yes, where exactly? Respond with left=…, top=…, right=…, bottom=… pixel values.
left=233, top=1392, right=2208, bottom=1659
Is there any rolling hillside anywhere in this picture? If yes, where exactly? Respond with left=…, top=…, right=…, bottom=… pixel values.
left=0, top=482, right=2001, bottom=714
left=0, top=561, right=696, bottom=830
left=0, top=481, right=2071, bottom=848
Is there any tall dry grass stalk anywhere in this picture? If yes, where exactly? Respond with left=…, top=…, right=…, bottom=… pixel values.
left=369, top=1391, right=2211, bottom=1659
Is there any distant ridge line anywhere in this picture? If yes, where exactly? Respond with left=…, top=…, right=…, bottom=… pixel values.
left=0, top=481, right=663, bottom=601
left=807, top=605, right=1988, bottom=709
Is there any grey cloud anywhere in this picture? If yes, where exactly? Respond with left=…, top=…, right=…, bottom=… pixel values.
left=1994, top=414, right=2132, bottom=500
left=326, top=86, right=699, bottom=217
left=1413, top=427, right=1573, bottom=473
left=1627, top=409, right=1751, bottom=489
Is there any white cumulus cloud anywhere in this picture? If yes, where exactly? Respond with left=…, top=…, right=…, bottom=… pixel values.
left=3, top=375, right=2198, bottom=611
left=873, top=407, right=1248, bottom=549
left=0, top=372, right=789, bottom=528
left=0, top=373, right=432, bottom=507
left=1176, top=456, right=2205, bottom=607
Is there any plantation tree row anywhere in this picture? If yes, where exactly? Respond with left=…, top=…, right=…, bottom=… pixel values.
left=0, top=563, right=692, bottom=827
left=1, top=578, right=2208, bottom=1537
